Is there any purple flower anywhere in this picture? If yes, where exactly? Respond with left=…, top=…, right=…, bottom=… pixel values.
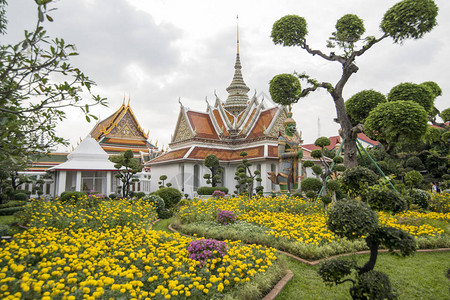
left=216, top=209, right=237, bottom=225
left=187, top=238, right=228, bottom=264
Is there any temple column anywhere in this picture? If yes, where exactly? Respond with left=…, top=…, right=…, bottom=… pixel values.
left=106, top=171, right=112, bottom=196
left=57, top=171, right=66, bottom=196
left=75, top=171, right=82, bottom=192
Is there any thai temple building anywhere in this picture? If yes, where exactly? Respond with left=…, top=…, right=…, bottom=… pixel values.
left=146, top=28, right=321, bottom=197
left=22, top=101, right=158, bottom=197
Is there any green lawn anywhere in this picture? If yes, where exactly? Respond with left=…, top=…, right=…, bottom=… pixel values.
left=0, top=215, right=15, bottom=225
left=277, top=251, right=450, bottom=300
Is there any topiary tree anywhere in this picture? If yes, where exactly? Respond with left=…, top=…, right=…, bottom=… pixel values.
left=388, top=82, right=434, bottom=114
left=110, top=150, right=143, bottom=198
left=303, top=137, right=345, bottom=205
left=269, top=73, right=302, bottom=110
left=203, top=154, right=223, bottom=187
left=319, top=198, right=416, bottom=299
left=340, top=166, right=379, bottom=199
left=270, top=0, right=439, bottom=169
left=153, top=187, right=182, bottom=209
left=404, top=170, right=424, bottom=190
left=345, top=90, right=387, bottom=125
left=364, top=101, right=428, bottom=153
left=158, top=175, right=167, bottom=189
left=300, top=177, right=322, bottom=199
left=234, top=152, right=263, bottom=196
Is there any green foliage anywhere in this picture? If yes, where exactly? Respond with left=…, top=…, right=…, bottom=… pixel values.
left=340, top=166, right=378, bottom=198
left=0, top=206, right=24, bottom=216
left=153, top=187, right=182, bottom=209
left=381, top=0, right=438, bottom=43
left=134, top=192, right=146, bottom=200
left=314, top=137, right=331, bottom=148
left=327, top=199, right=378, bottom=240
left=405, top=156, right=424, bottom=170
left=269, top=74, right=302, bottom=107
left=345, top=90, right=387, bottom=125
left=312, top=165, right=323, bottom=176
left=234, top=152, right=262, bottom=196
left=303, top=160, right=314, bottom=168
left=404, top=170, right=423, bottom=188
left=327, top=14, right=365, bottom=56
left=158, top=209, right=173, bottom=219
left=350, top=270, right=396, bottom=300
left=0, top=0, right=106, bottom=160
left=326, top=180, right=340, bottom=192
left=440, top=108, right=450, bottom=122
left=375, top=227, right=416, bottom=256
left=420, top=81, right=442, bottom=98
left=110, top=150, right=143, bottom=198
left=365, top=101, right=428, bottom=146
left=0, top=224, right=10, bottom=236
left=301, top=177, right=322, bottom=193
left=13, top=192, right=28, bottom=201
left=310, top=149, right=322, bottom=159
left=388, top=82, right=434, bottom=113
left=318, top=258, right=356, bottom=285
left=197, top=186, right=228, bottom=196
left=333, top=165, right=346, bottom=172
left=365, top=186, right=407, bottom=213
left=271, top=15, right=308, bottom=47
left=142, top=194, right=165, bottom=213
left=332, top=156, right=344, bottom=164
left=204, top=154, right=222, bottom=187
left=59, top=191, right=86, bottom=204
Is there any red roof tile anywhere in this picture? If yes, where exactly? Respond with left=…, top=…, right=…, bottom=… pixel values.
left=187, top=111, right=219, bottom=140
left=247, top=107, right=278, bottom=140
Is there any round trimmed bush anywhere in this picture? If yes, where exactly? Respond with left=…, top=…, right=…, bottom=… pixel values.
left=409, top=188, right=430, bottom=210
left=350, top=270, right=396, bottom=300
left=153, top=187, right=182, bottom=209
left=14, top=193, right=28, bottom=201
left=303, top=161, right=314, bottom=168
left=134, top=192, right=146, bottom=199
left=301, top=177, right=322, bottom=193
left=142, top=194, right=165, bottom=212
left=340, top=166, right=378, bottom=197
left=327, top=199, right=378, bottom=240
left=59, top=191, right=86, bottom=204
left=365, top=186, right=407, bottom=213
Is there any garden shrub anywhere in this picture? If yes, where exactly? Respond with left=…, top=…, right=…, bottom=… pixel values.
left=318, top=258, right=356, bottom=284
left=305, top=191, right=317, bottom=199
left=327, top=198, right=378, bottom=240
left=350, top=270, right=397, bottom=300
left=134, top=192, right=146, bottom=199
left=0, top=194, right=8, bottom=204
left=212, top=190, right=226, bottom=198
left=340, top=166, right=378, bottom=198
left=13, top=192, right=28, bottom=201
left=109, top=193, right=118, bottom=199
left=153, top=187, right=182, bottom=209
left=301, top=177, right=322, bottom=194
left=408, top=188, right=430, bottom=210
left=197, top=186, right=228, bottom=195
left=158, top=209, right=173, bottom=219
left=365, top=186, right=407, bottom=213
left=0, top=206, right=25, bottom=216
left=0, top=201, right=26, bottom=209
left=59, top=191, right=86, bottom=204
left=142, top=195, right=165, bottom=212
left=216, top=210, right=237, bottom=225
left=0, top=224, right=10, bottom=236
left=187, top=238, right=228, bottom=264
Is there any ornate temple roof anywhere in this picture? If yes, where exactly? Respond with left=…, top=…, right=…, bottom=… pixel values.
left=89, top=100, right=157, bottom=156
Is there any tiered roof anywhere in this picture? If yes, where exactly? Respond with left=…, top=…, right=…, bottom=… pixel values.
left=90, top=101, right=157, bottom=158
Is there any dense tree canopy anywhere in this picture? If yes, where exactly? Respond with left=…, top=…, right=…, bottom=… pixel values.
left=0, top=0, right=106, bottom=162
left=345, top=90, right=386, bottom=125
left=270, top=0, right=439, bottom=168
left=269, top=73, right=302, bottom=108
left=388, top=82, right=434, bottom=113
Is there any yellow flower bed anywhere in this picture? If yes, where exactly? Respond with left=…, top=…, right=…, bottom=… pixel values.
left=179, top=196, right=449, bottom=245
left=0, top=227, right=277, bottom=299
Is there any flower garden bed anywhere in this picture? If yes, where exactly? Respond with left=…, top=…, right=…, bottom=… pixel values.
left=174, top=194, right=450, bottom=261
left=0, top=197, right=286, bottom=299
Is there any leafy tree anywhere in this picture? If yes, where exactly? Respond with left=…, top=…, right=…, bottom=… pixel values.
left=0, top=0, right=106, bottom=162
left=158, top=175, right=168, bottom=189
left=269, top=73, right=302, bottom=109
left=319, top=198, right=415, bottom=299
left=364, top=101, right=428, bottom=152
left=270, top=0, right=439, bottom=168
left=203, top=154, right=223, bottom=187
left=233, top=151, right=263, bottom=196
left=345, top=90, right=386, bottom=125
left=388, top=82, right=434, bottom=113
left=110, top=150, right=142, bottom=198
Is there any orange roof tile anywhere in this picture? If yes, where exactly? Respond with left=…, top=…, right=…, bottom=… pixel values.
left=240, top=108, right=257, bottom=134
left=247, top=107, right=278, bottom=139
left=187, top=111, right=219, bottom=140
left=148, top=148, right=190, bottom=163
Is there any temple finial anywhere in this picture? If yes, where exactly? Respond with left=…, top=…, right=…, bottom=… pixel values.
left=127, top=96, right=131, bottom=106
left=236, top=15, right=239, bottom=54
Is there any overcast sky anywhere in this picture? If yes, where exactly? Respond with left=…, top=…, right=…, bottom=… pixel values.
left=5, top=0, right=450, bottom=151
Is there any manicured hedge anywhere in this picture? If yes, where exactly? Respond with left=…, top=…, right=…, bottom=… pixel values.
left=197, top=186, right=229, bottom=195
